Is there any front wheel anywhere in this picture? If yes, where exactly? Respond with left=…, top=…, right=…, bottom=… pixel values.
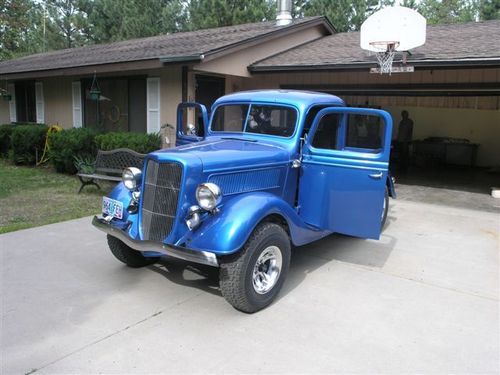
left=219, top=222, right=291, bottom=313
left=107, top=235, right=158, bottom=268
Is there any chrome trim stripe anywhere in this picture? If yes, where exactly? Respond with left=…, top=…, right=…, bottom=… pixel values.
left=92, top=216, right=218, bottom=267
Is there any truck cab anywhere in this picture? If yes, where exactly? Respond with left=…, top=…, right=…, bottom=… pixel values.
left=93, top=90, right=395, bottom=313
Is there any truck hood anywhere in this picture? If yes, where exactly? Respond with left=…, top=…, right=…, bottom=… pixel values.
left=153, top=138, right=290, bottom=172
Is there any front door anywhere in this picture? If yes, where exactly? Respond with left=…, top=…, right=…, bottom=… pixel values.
left=195, top=75, right=225, bottom=114
left=298, top=107, right=393, bottom=239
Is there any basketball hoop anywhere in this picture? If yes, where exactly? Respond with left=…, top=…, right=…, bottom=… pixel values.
left=360, top=6, right=426, bottom=75
left=370, top=41, right=399, bottom=74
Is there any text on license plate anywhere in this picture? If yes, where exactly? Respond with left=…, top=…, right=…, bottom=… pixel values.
left=102, top=197, right=123, bottom=219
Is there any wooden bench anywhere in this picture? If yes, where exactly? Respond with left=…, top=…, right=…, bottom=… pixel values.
left=77, top=148, right=146, bottom=193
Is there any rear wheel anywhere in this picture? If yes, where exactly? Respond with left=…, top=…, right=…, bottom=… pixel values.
left=381, top=186, right=389, bottom=230
left=107, top=235, right=158, bottom=268
left=219, top=222, right=291, bottom=313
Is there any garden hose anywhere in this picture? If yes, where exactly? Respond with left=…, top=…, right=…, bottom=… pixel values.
left=36, top=125, right=63, bottom=166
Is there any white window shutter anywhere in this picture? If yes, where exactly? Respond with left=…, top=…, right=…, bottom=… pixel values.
left=7, top=84, right=16, bottom=123
left=35, top=82, right=45, bottom=124
left=72, top=81, right=83, bottom=128
left=147, top=77, right=161, bottom=133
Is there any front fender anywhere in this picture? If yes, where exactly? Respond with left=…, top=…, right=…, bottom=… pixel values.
left=185, top=192, right=331, bottom=255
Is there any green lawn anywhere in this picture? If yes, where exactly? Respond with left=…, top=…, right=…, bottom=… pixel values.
left=0, top=159, right=113, bottom=234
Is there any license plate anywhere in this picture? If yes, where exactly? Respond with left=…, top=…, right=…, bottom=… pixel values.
left=102, top=197, right=123, bottom=219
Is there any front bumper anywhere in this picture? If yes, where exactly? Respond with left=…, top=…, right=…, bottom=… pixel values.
left=92, top=216, right=219, bottom=267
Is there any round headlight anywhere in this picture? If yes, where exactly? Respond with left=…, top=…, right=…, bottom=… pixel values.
left=122, top=167, right=142, bottom=191
left=196, top=183, right=222, bottom=211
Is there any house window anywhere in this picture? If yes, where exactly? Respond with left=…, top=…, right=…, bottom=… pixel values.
left=82, top=77, right=147, bottom=133
left=15, top=81, right=36, bottom=123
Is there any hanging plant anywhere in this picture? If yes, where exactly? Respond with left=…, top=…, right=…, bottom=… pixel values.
left=0, top=88, right=11, bottom=101
left=89, top=72, right=101, bottom=101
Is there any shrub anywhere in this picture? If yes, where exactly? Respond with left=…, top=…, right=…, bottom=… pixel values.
left=0, top=124, right=15, bottom=156
left=10, top=124, right=48, bottom=165
left=49, top=128, right=98, bottom=174
left=95, top=132, right=161, bottom=154
left=73, top=154, right=96, bottom=174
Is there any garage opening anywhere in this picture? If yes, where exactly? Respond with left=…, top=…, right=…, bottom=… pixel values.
left=282, top=80, right=500, bottom=201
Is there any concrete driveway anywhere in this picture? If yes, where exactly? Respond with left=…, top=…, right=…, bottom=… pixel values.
left=1, top=194, right=498, bottom=374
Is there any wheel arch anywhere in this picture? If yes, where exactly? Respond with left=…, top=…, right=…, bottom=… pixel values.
left=185, top=192, right=329, bottom=255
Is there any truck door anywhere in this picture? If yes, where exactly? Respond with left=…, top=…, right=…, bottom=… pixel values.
left=176, top=102, right=209, bottom=146
left=298, top=107, right=393, bottom=239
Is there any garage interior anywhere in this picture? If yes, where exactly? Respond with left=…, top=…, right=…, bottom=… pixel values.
left=231, top=67, right=500, bottom=199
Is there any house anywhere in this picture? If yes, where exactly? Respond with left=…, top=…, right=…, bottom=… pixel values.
left=0, top=16, right=334, bottom=137
left=0, top=10, right=499, bottom=167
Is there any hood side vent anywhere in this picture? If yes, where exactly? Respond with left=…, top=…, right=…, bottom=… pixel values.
left=208, top=167, right=285, bottom=196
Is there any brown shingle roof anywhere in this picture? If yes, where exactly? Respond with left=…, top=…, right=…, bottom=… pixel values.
left=251, top=19, right=500, bottom=71
left=0, top=16, right=330, bottom=75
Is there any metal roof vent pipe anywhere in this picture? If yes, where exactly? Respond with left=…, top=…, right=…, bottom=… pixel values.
left=276, top=0, right=293, bottom=26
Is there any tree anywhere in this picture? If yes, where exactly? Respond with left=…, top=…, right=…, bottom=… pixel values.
left=418, top=0, right=478, bottom=24
left=186, top=0, right=275, bottom=30
left=299, top=0, right=393, bottom=32
left=89, top=0, right=185, bottom=43
left=44, top=0, right=93, bottom=49
left=478, top=0, right=500, bottom=20
left=0, top=0, right=49, bottom=60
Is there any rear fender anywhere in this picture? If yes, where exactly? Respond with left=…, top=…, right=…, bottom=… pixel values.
left=185, top=192, right=331, bottom=255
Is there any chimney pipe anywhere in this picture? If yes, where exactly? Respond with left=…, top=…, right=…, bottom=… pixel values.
left=276, top=0, right=292, bottom=26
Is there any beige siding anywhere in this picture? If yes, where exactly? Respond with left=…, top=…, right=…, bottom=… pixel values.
left=158, top=66, right=182, bottom=147
left=194, top=26, right=325, bottom=78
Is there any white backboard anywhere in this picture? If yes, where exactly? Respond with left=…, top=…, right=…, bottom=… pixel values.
left=360, top=6, right=426, bottom=52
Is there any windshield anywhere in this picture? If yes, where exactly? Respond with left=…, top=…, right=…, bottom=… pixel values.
left=211, top=104, right=297, bottom=137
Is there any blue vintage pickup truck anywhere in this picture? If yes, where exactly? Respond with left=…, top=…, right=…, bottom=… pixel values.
left=93, top=90, right=395, bottom=313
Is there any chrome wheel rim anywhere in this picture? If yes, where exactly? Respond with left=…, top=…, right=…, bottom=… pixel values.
left=381, top=196, right=387, bottom=222
left=252, top=246, right=282, bottom=294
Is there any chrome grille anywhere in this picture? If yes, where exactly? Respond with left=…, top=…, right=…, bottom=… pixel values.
left=141, top=160, right=182, bottom=242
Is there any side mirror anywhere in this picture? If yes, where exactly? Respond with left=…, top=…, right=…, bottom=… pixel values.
left=176, top=102, right=209, bottom=146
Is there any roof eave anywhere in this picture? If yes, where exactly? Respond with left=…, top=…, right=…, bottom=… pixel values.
left=249, top=57, right=500, bottom=73
left=159, top=54, right=204, bottom=64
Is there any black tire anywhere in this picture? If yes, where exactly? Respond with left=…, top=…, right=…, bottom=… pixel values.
left=381, top=186, right=389, bottom=230
left=219, top=222, right=291, bottom=313
left=107, top=235, right=158, bottom=268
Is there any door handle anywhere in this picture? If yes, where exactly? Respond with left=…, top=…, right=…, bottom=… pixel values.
left=369, top=172, right=383, bottom=179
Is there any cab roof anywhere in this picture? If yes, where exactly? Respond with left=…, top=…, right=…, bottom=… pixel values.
left=213, top=89, right=345, bottom=110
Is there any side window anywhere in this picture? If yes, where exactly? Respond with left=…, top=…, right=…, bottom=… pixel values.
left=346, top=114, right=385, bottom=151
left=311, top=113, right=341, bottom=150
